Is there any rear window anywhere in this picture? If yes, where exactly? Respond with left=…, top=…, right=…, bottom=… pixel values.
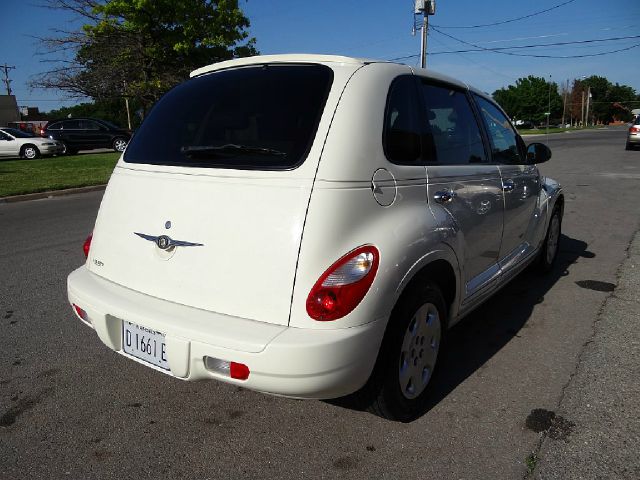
left=124, top=64, right=334, bottom=170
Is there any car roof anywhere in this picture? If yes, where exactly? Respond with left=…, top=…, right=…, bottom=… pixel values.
left=189, top=54, right=490, bottom=98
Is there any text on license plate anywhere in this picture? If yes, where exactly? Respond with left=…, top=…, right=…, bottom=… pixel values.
left=122, top=321, right=170, bottom=371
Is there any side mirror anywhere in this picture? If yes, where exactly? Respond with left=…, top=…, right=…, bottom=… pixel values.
left=527, top=142, right=552, bottom=164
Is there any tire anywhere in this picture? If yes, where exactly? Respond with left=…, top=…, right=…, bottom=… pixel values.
left=537, top=206, right=562, bottom=272
left=60, top=142, right=77, bottom=155
left=358, top=282, right=447, bottom=422
left=21, top=144, right=40, bottom=159
left=626, top=142, right=632, bottom=151
left=113, top=137, right=128, bottom=152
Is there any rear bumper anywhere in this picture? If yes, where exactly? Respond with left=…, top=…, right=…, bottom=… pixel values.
left=40, top=144, right=64, bottom=155
left=628, top=133, right=640, bottom=145
left=67, top=267, right=386, bottom=399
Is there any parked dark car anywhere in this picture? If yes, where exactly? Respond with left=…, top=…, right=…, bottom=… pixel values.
left=42, top=118, right=131, bottom=154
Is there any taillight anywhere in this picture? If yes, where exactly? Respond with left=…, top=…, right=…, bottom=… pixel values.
left=83, top=233, right=93, bottom=258
left=630, top=126, right=640, bottom=133
left=306, top=245, right=379, bottom=321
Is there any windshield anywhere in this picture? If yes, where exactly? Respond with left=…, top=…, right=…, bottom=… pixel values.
left=123, top=64, right=333, bottom=170
left=2, top=128, right=35, bottom=138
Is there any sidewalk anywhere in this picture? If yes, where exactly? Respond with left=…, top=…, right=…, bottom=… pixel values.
left=0, top=185, right=106, bottom=204
left=533, top=230, right=640, bottom=479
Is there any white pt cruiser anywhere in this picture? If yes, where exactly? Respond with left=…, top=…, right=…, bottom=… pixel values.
left=68, top=54, right=563, bottom=421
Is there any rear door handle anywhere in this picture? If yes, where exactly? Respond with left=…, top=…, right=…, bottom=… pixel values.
left=433, top=189, right=456, bottom=203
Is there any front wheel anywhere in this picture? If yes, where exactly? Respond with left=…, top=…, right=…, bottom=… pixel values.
left=537, top=206, right=562, bottom=272
left=21, top=145, right=40, bottom=159
left=113, top=137, right=128, bottom=152
left=361, top=282, right=446, bottom=422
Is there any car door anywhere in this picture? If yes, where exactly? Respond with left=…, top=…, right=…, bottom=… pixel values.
left=80, top=119, right=110, bottom=148
left=61, top=119, right=83, bottom=148
left=473, top=95, right=540, bottom=277
left=419, top=80, right=505, bottom=306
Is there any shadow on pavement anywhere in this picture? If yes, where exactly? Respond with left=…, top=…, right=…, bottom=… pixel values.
left=332, top=234, right=594, bottom=419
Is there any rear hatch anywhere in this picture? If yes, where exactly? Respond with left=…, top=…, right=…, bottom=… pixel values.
left=87, top=61, right=354, bottom=326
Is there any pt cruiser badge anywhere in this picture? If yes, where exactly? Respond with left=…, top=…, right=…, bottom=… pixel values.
left=134, top=232, right=204, bottom=250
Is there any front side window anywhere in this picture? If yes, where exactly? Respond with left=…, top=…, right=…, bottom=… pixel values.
left=2, top=128, right=34, bottom=138
left=419, top=82, right=487, bottom=165
left=124, top=64, right=334, bottom=170
left=474, top=95, right=522, bottom=164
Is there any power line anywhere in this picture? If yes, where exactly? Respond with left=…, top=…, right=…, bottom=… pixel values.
left=428, top=34, right=640, bottom=55
left=432, top=0, right=577, bottom=29
left=428, top=28, right=640, bottom=59
left=427, top=28, right=519, bottom=82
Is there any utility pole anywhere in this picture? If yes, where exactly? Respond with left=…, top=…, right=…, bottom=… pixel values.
left=415, top=1, right=436, bottom=68
left=2, top=63, right=16, bottom=95
left=561, top=79, right=569, bottom=128
left=581, top=90, right=585, bottom=127
left=585, top=86, right=591, bottom=126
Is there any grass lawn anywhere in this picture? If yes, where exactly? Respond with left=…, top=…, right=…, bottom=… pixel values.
left=0, top=152, right=119, bottom=197
left=518, top=126, right=606, bottom=135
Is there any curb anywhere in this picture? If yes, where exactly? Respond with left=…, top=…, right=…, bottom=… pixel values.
left=0, top=185, right=106, bottom=204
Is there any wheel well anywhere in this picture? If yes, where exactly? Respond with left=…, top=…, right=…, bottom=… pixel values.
left=401, top=259, right=456, bottom=318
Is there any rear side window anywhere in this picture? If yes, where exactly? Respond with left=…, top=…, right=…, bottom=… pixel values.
left=124, top=64, right=334, bottom=170
left=383, top=76, right=423, bottom=164
left=419, top=82, right=487, bottom=165
left=63, top=120, right=81, bottom=129
left=47, top=122, right=62, bottom=130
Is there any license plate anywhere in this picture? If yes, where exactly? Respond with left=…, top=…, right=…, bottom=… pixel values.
left=122, top=321, right=170, bottom=371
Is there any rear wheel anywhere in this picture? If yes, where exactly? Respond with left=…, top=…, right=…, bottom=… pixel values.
left=360, top=282, right=446, bottom=422
left=21, top=144, right=40, bottom=159
left=113, top=137, right=128, bottom=152
left=626, top=142, right=632, bottom=151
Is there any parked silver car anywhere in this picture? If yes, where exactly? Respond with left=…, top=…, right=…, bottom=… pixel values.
left=0, top=127, right=63, bottom=158
left=626, top=116, right=640, bottom=150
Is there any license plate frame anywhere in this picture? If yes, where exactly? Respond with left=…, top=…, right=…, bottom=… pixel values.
left=122, top=321, right=170, bottom=371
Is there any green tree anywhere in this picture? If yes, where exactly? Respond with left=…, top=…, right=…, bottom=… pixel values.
left=569, top=76, right=638, bottom=124
left=493, top=76, right=563, bottom=125
left=32, top=0, right=257, bottom=114
left=44, top=99, right=143, bottom=129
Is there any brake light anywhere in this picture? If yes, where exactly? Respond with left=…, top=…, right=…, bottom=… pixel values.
left=306, top=246, right=379, bottom=321
left=630, top=126, right=640, bottom=133
left=83, top=233, right=93, bottom=258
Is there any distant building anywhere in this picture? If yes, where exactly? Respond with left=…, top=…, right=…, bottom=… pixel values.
left=0, top=95, right=20, bottom=126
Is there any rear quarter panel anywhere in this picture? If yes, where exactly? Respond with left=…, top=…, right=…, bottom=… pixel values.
left=289, top=63, right=461, bottom=330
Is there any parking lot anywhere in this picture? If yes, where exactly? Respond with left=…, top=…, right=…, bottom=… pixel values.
left=1, top=127, right=638, bottom=479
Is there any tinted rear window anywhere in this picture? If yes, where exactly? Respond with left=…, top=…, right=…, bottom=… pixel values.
left=124, top=64, right=334, bottom=170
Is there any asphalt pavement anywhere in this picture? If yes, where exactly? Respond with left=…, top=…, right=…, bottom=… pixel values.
left=0, top=126, right=638, bottom=479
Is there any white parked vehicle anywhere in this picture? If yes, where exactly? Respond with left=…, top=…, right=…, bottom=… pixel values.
left=0, top=127, right=63, bottom=158
left=67, top=54, right=563, bottom=421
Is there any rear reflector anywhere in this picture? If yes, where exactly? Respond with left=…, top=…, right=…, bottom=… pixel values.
left=72, top=304, right=88, bottom=321
left=204, top=356, right=250, bottom=380
left=83, top=233, right=93, bottom=259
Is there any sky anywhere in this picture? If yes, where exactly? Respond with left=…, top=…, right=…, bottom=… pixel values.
left=1, top=0, right=639, bottom=112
